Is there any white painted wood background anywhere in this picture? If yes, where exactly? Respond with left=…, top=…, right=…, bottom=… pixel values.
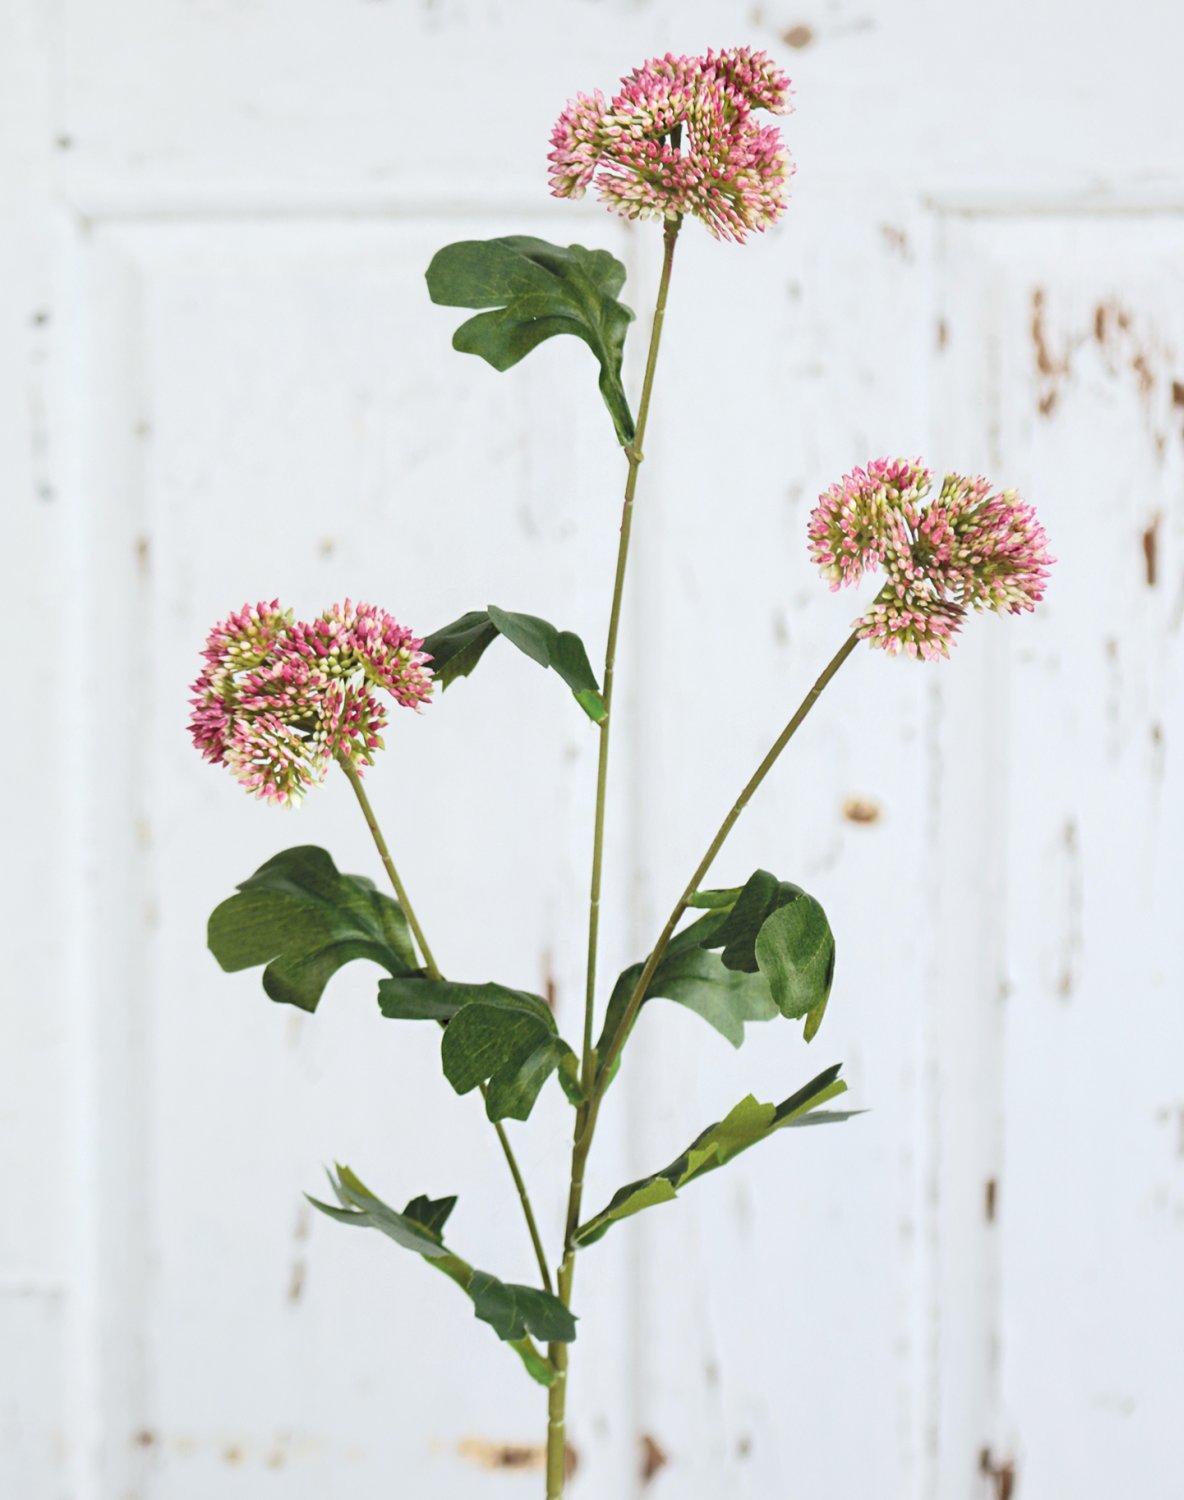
left=3, top=2, right=1182, bottom=1497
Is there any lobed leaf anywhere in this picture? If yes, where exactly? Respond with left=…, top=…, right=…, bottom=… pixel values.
left=423, top=606, right=606, bottom=723
left=700, top=869, right=837, bottom=1036
left=308, top=1166, right=574, bottom=1385
left=379, top=977, right=581, bottom=1121
left=208, top=845, right=418, bottom=1012
left=597, top=911, right=781, bottom=1063
left=425, top=235, right=636, bottom=445
left=573, top=1067, right=857, bottom=1247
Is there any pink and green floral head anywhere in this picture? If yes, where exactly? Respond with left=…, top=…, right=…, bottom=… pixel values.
left=809, top=459, right=1054, bottom=659
left=549, top=47, right=793, bottom=241
left=189, top=600, right=433, bottom=805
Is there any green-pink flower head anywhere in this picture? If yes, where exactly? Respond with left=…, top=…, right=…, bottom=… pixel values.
left=807, top=458, right=932, bottom=589
left=808, top=459, right=1054, bottom=659
left=548, top=48, right=793, bottom=242
left=188, top=599, right=433, bottom=805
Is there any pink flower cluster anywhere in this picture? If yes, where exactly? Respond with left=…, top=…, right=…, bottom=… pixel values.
left=548, top=48, right=793, bottom=242
left=189, top=599, right=433, bottom=804
left=808, top=459, right=1053, bottom=659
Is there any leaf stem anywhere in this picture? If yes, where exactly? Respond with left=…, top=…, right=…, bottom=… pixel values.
left=590, top=629, right=862, bottom=1107
left=547, top=217, right=682, bottom=1500
left=336, top=754, right=554, bottom=1297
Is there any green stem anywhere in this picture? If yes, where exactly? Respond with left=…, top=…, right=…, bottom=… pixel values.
left=336, top=755, right=553, bottom=1297
left=337, top=754, right=442, bottom=982
left=547, top=218, right=682, bottom=1500
left=590, top=629, right=862, bottom=1108
left=580, top=216, right=681, bottom=1082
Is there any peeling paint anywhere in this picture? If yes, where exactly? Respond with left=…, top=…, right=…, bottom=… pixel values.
left=1056, top=818, right=1082, bottom=1001
left=458, top=1438, right=578, bottom=1476
left=979, top=1448, right=1016, bottom=1500
left=842, top=796, right=881, bottom=825
left=1142, top=513, right=1161, bottom=587
left=880, top=223, right=912, bottom=260
left=1031, top=287, right=1069, bottom=416
left=640, top=1432, right=669, bottom=1484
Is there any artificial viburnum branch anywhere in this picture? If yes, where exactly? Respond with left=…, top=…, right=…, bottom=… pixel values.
left=191, top=44, right=1053, bottom=1500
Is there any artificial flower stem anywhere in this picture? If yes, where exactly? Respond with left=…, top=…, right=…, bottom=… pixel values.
left=548, top=217, right=682, bottom=1500
left=580, top=214, right=682, bottom=1080
left=336, top=755, right=554, bottom=1298
left=338, top=754, right=443, bottom=982
left=591, top=628, right=862, bottom=1105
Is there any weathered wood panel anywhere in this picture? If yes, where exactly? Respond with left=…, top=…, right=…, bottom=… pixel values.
left=3, top=3, right=1183, bottom=1498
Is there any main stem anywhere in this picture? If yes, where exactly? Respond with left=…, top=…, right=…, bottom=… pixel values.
left=546, top=218, right=681, bottom=1500
left=336, top=755, right=553, bottom=1295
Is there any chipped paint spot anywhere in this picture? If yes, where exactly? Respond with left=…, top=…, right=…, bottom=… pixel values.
left=782, top=23, right=814, bottom=47
left=880, top=223, right=911, bottom=260
left=1056, top=818, right=1082, bottom=1000
left=1031, top=287, right=1069, bottom=416
left=1142, top=513, right=1161, bottom=587
left=1132, top=352, right=1154, bottom=398
left=31, top=308, right=50, bottom=326
left=135, top=534, right=150, bottom=576
left=293, top=1204, right=310, bottom=1243
left=318, top=537, right=336, bottom=557
left=287, top=1260, right=306, bottom=1304
left=737, top=1433, right=753, bottom=1458
left=542, top=950, right=557, bottom=1010
left=640, top=1433, right=669, bottom=1484
left=842, top=796, right=881, bottom=825
left=223, top=1444, right=244, bottom=1465
left=980, top=1448, right=1016, bottom=1500
left=936, top=317, right=949, bottom=351
left=1150, top=722, right=1165, bottom=781
left=984, top=1178, right=997, bottom=1222
left=131, top=1429, right=156, bottom=1448
left=1171, top=379, right=1184, bottom=408
left=458, top=1438, right=577, bottom=1476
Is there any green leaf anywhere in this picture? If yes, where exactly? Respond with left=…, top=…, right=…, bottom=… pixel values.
left=309, top=1166, right=573, bottom=1385
left=423, top=606, right=607, bottom=723
left=704, top=868, right=804, bottom=973
left=378, top=978, right=578, bottom=1121
left=573, top=1066, right=856, bottom=1247
left=596, top=911, right=779, bottom=1064
left=754, top=896, right=836, bottom=1022
left=699, top=869, right=838, bottom=1036
left=208, top=846, right=418, bottom=1012
left=426, top=235, right=636, bottom=445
